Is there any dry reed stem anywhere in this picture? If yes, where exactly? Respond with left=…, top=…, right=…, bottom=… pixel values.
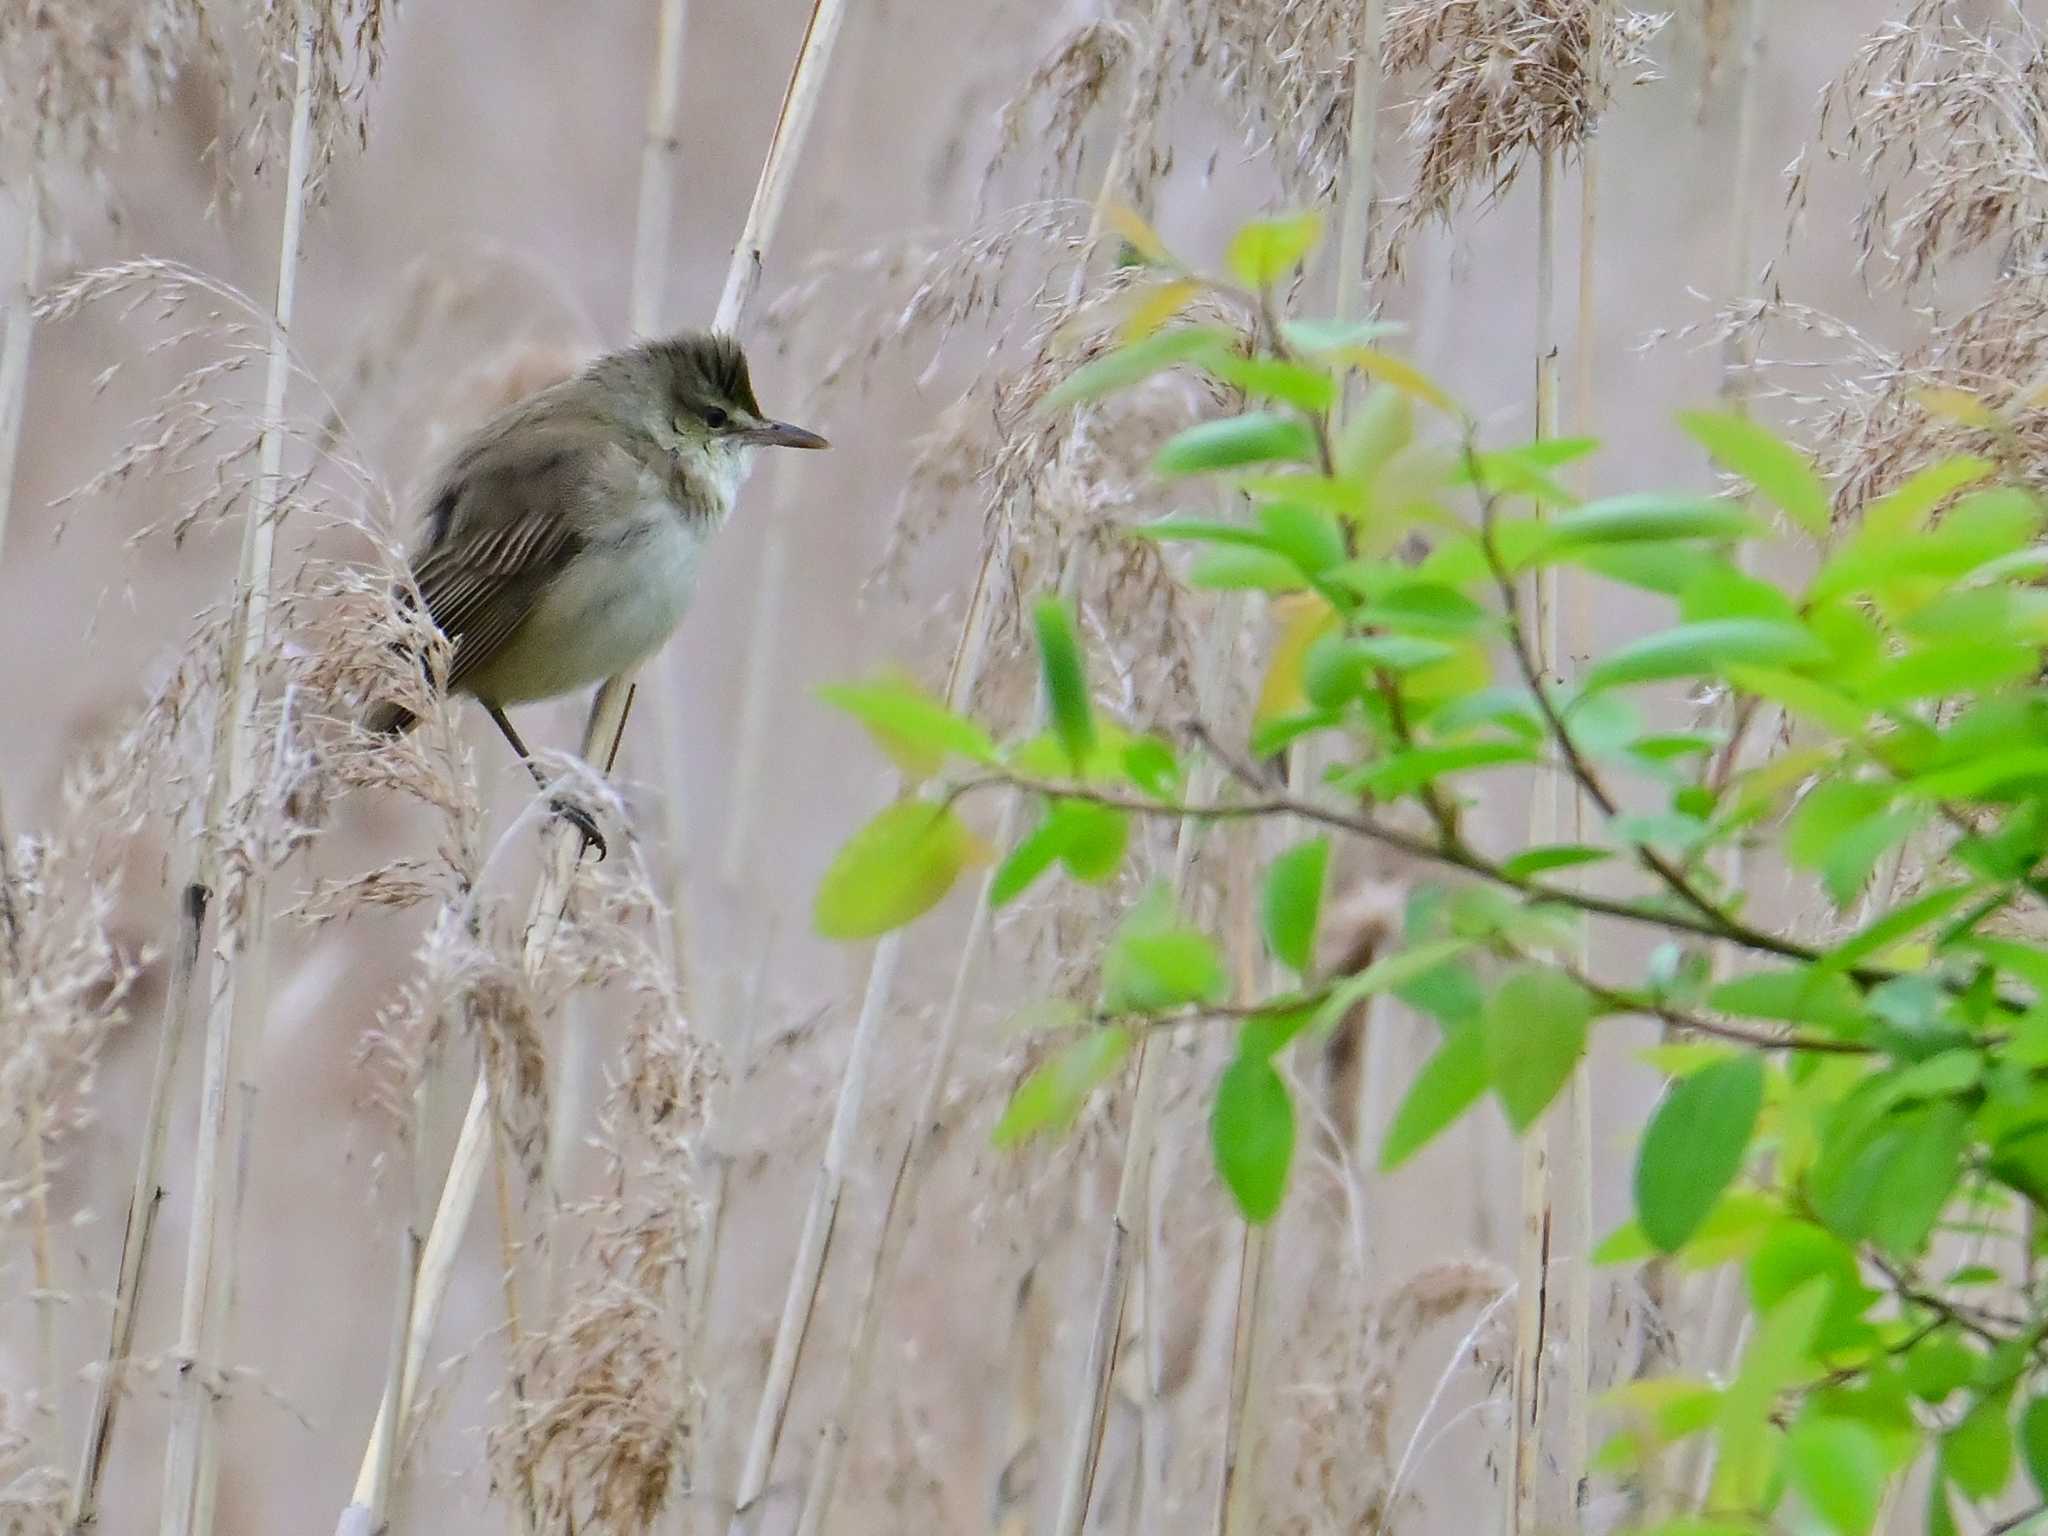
left=0, top=184, right=54, bottom=1469
left=159, top=13, right=317, bottom=1532
left=785, top=570, right=1004, bottom=1535
left=538, top=0, right=692, bottom=1369
left=1677, top=0, right=1771, bottom=1506
left=739, top=47, right=1149, bottom=1522
left=348, top=0, right=850, bottom=1516
left=1509, top=145, right=1565, bottom=1536
left=1047, top=577, right=1235, bottom=1536
left=0, top=192, right=41, bottom=560
left=1333, top=0, right=1388, bottom=326
left=708, top=0, right=864, bottom=999
left=1561, top=122, right=1600, bottom=1523
left=67, top=877, right=207, bottom=1534
left=727, top=930, right=903, bottom=1520
left=633, top=0, right=698, bottom=1006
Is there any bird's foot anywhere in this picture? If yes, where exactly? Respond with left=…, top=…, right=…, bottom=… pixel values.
left=548, top=797, right=608, bottom=862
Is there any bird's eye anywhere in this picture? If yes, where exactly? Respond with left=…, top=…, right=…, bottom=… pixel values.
left=704, top=406, right=730, bottom=430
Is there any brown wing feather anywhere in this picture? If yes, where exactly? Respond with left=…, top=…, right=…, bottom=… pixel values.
left=407, top=429, right=596, bottom=697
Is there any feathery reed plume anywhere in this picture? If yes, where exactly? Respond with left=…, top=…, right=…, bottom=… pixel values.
left=1378, top=0, right=1664, bottom=275
left=1812, top=0, right=2048, bottom=290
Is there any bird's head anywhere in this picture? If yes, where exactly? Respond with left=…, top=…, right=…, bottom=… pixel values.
left=628, top=331, right=828, bottom=471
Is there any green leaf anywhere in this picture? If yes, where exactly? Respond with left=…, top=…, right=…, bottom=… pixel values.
left=1679, top=408, right=1833, bottom=539
left=1226, top=210, right=1322, bottom=287
left=1348, top=739, right=1539, bottom=799
left=1257, top=500, right=1347, bottom=576
left=1055, top=800, right=1129, bottom=882
left=1381, top=1023, right=1488, bottom=1170
left=1213, top=1054, right=1295, bottom=1221
left=1905, top=1333, right=1980, bottom=1403
left=1207, top=352, right=1338, bottom=413
left=817, top=673, right=1000, bottom=776
left=992, top=1028, right=1133, bottom=1145
left=2020, top=1396, right=2048, bottom=1496
left=1585, top=618, right=1827, bottom=690
left=1034, top=597, right=1095, bottom=771
left=1635, top=1056, right=1765, bottom=1252
left=1710, top=968, right=1866, bottom=1032
left=1500, top=843, right=1615, bottom=880
left=814, top=800, right=982, bottom=939
left=1946, top=1390, right=2016, bottom=1501
left=1189, top=545, right=1307, bottom=592
left=1156, top=411, right=1320, bottom=477
left=990, top=814, right=1069, bottom=908
left=1261, top=838, right=1329, bottom=975
left=1280, top=316, right=1405, bottom=353
left=1314, top=939, right=1474, bottom=1035
left=1713, top=1277, right=1830, bottom=1508
left=1483, top=966, right=1594, bottom=1130
left=1531, top=494, right=1759, bottom=564
left=1811, top=1099, right=1969, bottom=1257
left=1724, top=665, right=1869, bottom=736
left=1043, top=326, right=1228, bottom=409
left=1121, top=737, right=1181, bottom=799
left=1102, top=894, right=1227, bottom=1013
left=1787, top=1417, right=1887, bottom=1535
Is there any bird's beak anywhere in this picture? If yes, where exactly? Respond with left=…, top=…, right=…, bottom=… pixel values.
left=741, top=419, right=829, bottom=449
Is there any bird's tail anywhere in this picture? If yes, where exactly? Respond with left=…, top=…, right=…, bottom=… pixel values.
left=364, top=699, right=419, bottom=737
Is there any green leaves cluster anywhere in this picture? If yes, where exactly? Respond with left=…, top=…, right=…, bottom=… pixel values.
left=810, top=209, right=2048, bottom=1533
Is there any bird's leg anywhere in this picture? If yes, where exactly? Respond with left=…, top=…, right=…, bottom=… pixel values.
left=482, top=701, right=607, bottom=861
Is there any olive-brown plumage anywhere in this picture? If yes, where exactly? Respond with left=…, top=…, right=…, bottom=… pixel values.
left=367, top=331, right=826, bottom=850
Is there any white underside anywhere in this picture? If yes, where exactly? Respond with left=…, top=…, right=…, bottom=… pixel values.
left=475, top=494, right=711, bottom=703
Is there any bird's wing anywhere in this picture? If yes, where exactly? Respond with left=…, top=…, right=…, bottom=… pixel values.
left=409, top=435, right=597, bottom=696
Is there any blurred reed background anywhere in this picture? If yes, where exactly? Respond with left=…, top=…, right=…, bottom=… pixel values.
left=0, top=1, right=2013, bottom=1532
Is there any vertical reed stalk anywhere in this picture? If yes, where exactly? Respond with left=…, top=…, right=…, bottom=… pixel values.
left=70, top=879, right=207, bottom=1531
left=1333, top=0, right=1387, bottom=331
left=782, top=569, right=1003, bottom=1536
left=727, top=934, right=900, bottom=1521
left=345, top=0, right=853, bottom=1513
left=0, top=187, right=41, bottom=559
left=1509, top=146, right=1563, bottom=1536
left=1560, top=128, right=1600, bottom=1521
left=542, top=0, right=692, bottom=1328
left=0, top=184, right=56, bottom=1460
left=633, top=0, right=700, bottom=1007
left=750, top=56, right=1152, bottom=1512
left=160, top=12, right=317, bottom=1532
left=1681, top=1, right=1769, bottom=1506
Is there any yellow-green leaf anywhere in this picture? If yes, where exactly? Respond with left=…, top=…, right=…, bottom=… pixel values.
left=1226, top=210, right=1322, bottom=288
left=993, top=1028, right=1133, bottom=1145
left=817, top=672, right=1000, bottom=777
left=1679, top=408, right=1833, bottom=539
left=815, top=800, right=985, bottom=939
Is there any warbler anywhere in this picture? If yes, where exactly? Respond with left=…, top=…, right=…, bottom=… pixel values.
left=366, top=330, right=827, bottom=854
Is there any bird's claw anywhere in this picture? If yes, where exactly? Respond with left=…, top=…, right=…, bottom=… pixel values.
left=549, top=798, right=608, bottom=862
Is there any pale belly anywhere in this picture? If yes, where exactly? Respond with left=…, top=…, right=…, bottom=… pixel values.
left=465, top=508, right=706, bottom=704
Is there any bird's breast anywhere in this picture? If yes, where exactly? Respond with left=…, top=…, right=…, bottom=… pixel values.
left=490, top=498, right=708, bottom=702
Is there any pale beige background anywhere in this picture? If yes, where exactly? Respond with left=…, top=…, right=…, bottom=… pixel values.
left=0, top=3, right=1938, bottom=1533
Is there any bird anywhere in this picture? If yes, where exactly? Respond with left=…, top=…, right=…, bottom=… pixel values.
left=365, top=330, right=827, bottom=857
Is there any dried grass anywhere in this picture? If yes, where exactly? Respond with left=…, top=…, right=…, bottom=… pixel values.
left=1379, top=0, right=1666, bottom=274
